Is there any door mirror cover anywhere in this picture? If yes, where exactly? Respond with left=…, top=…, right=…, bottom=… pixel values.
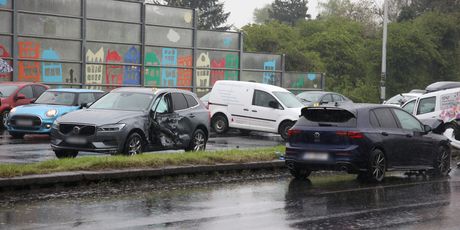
left=16, top=94, right=26, bottom=100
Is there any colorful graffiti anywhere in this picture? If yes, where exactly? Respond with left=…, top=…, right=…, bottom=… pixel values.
left=86, top=47, right=104, bottom=89
left=0, top=45, right=11, bottom=80
left=224, top=54, right=238, bottom=81
left=223, top=37, right=233, bottom=48
left=106, top=49, right=123, bottom=86
left=145, top=51, right=161, bottom=86
left=161, top=48, right=178, bottom=86
left=18, top=41, right=41, bottom=82
left=123, top=46, right=140, bottom=85
left=0, top=0, right=6, bottom=6
left=196, top=52, right=210, bottom=91
left=262, top=60, right=276, bottom=85
left=177, top=55, right=192, bottom=87
left=210, top=58, right=225, bottom=85
left=41, top=49, right=63, bottom=83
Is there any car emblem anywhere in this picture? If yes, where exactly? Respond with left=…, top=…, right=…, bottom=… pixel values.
left=314, top=132, right=320, bottom=142
left=72, top=126, right=81, bottom=135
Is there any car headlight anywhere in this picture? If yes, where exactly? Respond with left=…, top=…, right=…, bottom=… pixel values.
left=97, top=124, right=126, bottom=132
left=52, top=120, right=59, bottom=129
left=10, top=108, right=16, bottom=114
left=45, top=109, right=58, bottom=117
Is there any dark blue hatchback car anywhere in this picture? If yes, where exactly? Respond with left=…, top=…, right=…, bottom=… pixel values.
left=285, top=104, right=451, bottom=182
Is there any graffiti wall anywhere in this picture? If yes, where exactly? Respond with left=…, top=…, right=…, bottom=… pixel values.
left=0, top=0, right=320, bottom=93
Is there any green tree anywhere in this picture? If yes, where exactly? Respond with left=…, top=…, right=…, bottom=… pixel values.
left=398, top=0, right=460, bottom=21
left=253, top=4, right=272, bottom=24
left=160, top=0, right=231, bottom=30
left=268, top=0, right=310, bottom=26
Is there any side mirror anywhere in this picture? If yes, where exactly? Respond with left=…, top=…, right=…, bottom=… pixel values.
left=423, top=124, right=432, bottom=134
left=16, top=94, right=26, bottom=100
left=80, top=103, right=88, bottom=109
left=268, top=101, right=278, bottom=109
left=30, top=99, right=36, bottom=103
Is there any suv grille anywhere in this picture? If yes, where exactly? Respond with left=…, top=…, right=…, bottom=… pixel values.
left=59, top=124, right=96, bottom=136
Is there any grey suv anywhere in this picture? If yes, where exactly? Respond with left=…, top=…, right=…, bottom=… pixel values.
left=50, top=87, right=210, bottom=158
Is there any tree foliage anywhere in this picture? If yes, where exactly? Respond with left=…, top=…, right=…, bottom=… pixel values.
left=253, top=4, right=272, bottom=24
left=268, top=0, right=310, bottom=26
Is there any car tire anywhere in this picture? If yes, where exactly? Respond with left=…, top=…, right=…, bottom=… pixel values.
left=54, top=150, right=78, bottom=159
left=289, top=166, right=312, bottom=180
left=366, top=149, right=386, bottom=182
left=279, top=121, right=294, bottom=141
left=432, top=145, right=451, bottom=177
left=123, top=132, right=144, bottom=156
left=212, top=114, right=228, bottom=134
left=2, top=110, right=9, bottom=128
left=9, top=132, right=25, bottom=139
left=445, top=123, right=460, bottom=141
left=185, top=129, right=207, bottom=152
left=239, top=129, right=251, bottom=136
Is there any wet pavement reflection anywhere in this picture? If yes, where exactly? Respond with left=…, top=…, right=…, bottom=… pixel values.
left=0, top=129, right=284, bottom=164
left=2, top=168, right=460, bottom=229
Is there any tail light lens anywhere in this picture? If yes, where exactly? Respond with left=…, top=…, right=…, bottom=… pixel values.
left=287, top=129, right=301, bottom=137
left=336, top=131, right=364, bottom=139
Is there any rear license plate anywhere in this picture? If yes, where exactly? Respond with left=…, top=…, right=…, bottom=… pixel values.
left=16, top=119, right=33, bottom=126
left=303, top=152, right=329, bottom=161
left=66, top=137, right=87, bottom=145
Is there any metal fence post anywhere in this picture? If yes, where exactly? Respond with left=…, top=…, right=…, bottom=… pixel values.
left=191, top=8, right=197, bottom=92
left=238, top=32, right=243, bottom=81
left=81, top=0, right=86, bottom=88
left=280, top=53, right=285, bottom=87
left=12, top=0, right=18, bottom=81
left=140, top=2, right=146, bottom=88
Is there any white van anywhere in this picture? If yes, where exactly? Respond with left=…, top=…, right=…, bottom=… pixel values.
left=208, top=80, right=304, bottom=140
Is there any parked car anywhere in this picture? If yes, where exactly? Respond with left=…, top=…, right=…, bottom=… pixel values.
left=285, top=104, right=451, bottom=182
left=0, top=82, right=49, bottom=126
left=6, top=88, right=104, bottom=139
left=51, top=87, right=210, bottom=158
left=208, top=80, right=304, bottom=140
left=296, top=91, right=352, bottom=107
left=384, top=92, right=423, bottom=106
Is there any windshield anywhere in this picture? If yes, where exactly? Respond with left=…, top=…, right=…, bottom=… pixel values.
left=35, top=91, right=76, bottom=106
left=273, top=91, right=304, bottom=108
left=297, top=92, right=324, bottom=102
left=90, top=92, right=154, bottom=111
left=0, top=85, right=18, bottom=98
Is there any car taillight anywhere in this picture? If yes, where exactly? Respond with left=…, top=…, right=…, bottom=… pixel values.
left=336, top=131, right=364, bottom=139
left=287, top=129, right=301, bottom=137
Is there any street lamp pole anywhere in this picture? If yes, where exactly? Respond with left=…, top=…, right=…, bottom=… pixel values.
left=380, top=0, right=388, bottom=103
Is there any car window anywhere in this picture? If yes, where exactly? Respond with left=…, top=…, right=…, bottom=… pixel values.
left=18, top=86, right=34, bottom=99
left=321, top=94, right=332, bottom=103
left=393, top=109, right=423, bottom=132
left=369, top=111, right=380, bottom=127
left=273, top=91, right=303, bottom=108
left=171, top=93, right=188, bottom=111
left=152, top=94, right=172, bottom=114
left=90, top=92, right=154, bottom=111
left=184, top=94, right=198, bottom=108
left=332, top=94, right=343, bottom=102
left=417, top=97, right=436, bottom=115
left=32, top=85, right=47, bottom=98
left=253, top=90, right=278, bottom=108
left=78, top=93, right=96, bottom=105
left=35, top=91, right=76, bottom=106
left=402, top=100, right=416, bottom=114
left=373, top=108, right=398, bottom=129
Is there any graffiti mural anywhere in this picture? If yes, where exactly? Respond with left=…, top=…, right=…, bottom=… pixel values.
left=123, top=46, right=140, bottom=85
left=41, top=49, right=63, bottom=83
left=223, top=37, right=233, bottom=48
left=196, top=52, right=210, bottom=91
left=177, top=55, right=192, bottom=87
left=161, top=48, right=177, bottom=86
left=18, top=41, right=41, bottom=82
left=262, top=60, right=276, bottom=85
left=106, top=49, right=123, bottom=86
left=210, top=58, right=225, bottom=85
left=0, top=45, right=11, bottom=80
left=224, top=54, right=238, bottom=80
left=145, top=52, right=161, bottom=86
left=0, top=0, right=6, bottom=6
left=86, top=47, right=104, bottom=89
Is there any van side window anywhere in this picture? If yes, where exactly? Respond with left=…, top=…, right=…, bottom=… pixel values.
left=402, top=100, right=416, bottom=114
left=253, top=90, right=278, bottom=108
left=417, top=97, right=436, bottom=115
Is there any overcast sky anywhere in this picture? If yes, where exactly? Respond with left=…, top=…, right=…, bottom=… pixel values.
left=224, top=0, right=321, bottom=28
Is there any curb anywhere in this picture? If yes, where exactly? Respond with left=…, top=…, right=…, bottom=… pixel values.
left=0, top=160, right=286, bottom=190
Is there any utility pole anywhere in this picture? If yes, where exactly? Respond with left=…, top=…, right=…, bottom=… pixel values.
left=380, top=0, right=388, bottom=103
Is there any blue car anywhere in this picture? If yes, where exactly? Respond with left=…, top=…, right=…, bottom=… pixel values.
left=6, top=88, right=104, bottom=138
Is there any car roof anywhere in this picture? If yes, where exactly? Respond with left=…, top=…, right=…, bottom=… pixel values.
left=425, top=81, right=460, bottom=92
left=306, top=103, right=398, bottom=116
left=298, top=91, right=328, bottom=95
left=111, top=87, right=197, bottom=96
left=47, top=88, right=103, bottom=93
left=214, top=80, right=289, bottom=92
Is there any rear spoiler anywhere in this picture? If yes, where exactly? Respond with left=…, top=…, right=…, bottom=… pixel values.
left=301, top=106, right=357, bottom=118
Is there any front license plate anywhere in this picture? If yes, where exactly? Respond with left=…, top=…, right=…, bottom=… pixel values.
left=303, top=152, right=329, bottom=161
left=16, top=119, right=33, bottom=126
left=66, top=137, right=87, bottom=145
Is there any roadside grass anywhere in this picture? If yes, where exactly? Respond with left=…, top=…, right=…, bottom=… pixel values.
left=0, top=146, right=285, bottom=178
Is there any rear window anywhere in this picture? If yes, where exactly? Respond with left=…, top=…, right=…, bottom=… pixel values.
left=298, top=108, right=357, bottom=127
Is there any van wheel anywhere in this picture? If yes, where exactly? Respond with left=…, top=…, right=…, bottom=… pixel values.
left=54, top=150, right=78, bottom=159
left=279, top=121, right=294, bottom=140
left=212, top=114, right=228, bottom=134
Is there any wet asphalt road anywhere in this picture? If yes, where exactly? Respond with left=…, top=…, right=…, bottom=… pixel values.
left=0, top=129, right=284, bottom=164
left=2, top=168, right=460, bottom=229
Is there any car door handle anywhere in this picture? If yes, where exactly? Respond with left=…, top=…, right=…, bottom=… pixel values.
left=251, top=110, right=257, bottom=112
left=381, top=132, right=389, bottom=136
left=188, top=114, right=195, bottom=118
left=243, top=109, right=249, bottom=111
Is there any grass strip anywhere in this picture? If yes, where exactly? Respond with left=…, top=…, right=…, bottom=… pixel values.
left=0, top=146, right=285, bottom=178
